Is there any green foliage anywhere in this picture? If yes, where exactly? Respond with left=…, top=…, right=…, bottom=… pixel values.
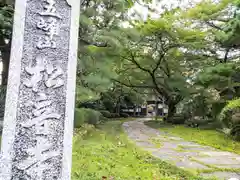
left=178, top=89, right=214, bottom=122
left=74, top=108, right=85, bottom=128
left=219, top=98, right=240, bottom=126
left=84, top=108, right=102, bottom=126
left=211, top=102, right=226, bottom=120
left=219, top=98, right=240, bottom=140
left=120, top=112, right=129, bottom=118
left=100, top=110, right=129, bottom=119
left=109, top=113, right=120, bottom=118
left=0, top=2, right=13, bottom=38
left=231, top=124, right=240, bottom=141
left=171, top=114, right=186, bottom=124
left=225, top=98, right=240, bottom=110
left=100, top=110, right=112, bottom=118
left=197, top=63, right=236, bottom=87
left=76, top=0, right=135, bottom=103
left=74, top=108, right=102, bottom=127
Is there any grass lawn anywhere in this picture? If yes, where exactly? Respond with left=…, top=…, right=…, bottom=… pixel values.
left=145, top=120, right=240, bottom=155
left=71, top=120, right=208, bottom=180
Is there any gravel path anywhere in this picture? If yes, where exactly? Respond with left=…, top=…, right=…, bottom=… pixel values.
left=123, top=119, right=240, bottom=180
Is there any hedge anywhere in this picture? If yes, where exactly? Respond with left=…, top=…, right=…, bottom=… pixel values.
left=219, top=98, right=240, bottom=140
left=74, top=108, right=102, bottom=128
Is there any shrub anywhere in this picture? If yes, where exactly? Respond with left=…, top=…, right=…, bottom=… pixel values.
left=230, top=124, right=240, bottom=141
left=74, top=108, right=85, bottom=128
left=120, top=112, right=129, bottom=118
left=211, top=102, right=226, bottom=120
left=74, top=108, right=101, bottom=127
left=100, top=110, right=111, bottom=118
left=84, top=108, right=101, bottom=126
left=110, top=113, right=120, bottom=118
left=185, top=116, right=211, bottom=128
left=219, top=98, right=240, bottom=140
left=171, top=114, right=186, bottom=124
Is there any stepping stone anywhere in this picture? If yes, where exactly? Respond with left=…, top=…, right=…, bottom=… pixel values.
left=151, top=151, right=180, bottom=162
left=176, top=151, right=201, bottom=158
left=215, top=164, right=240, bottom=169
left=175, top=160, right=208, bottom=169
left=178, top=141, right=201, bottom=147
left=144, top=147, right=159, bottom=152
left=180, top=146, right=212, bottom=151
left=168, top=137, right=183, bottom=141
left=201, top=151, right=238, bottom=157
left=136, top=141, right=155, bottom=148
left=201, top=172, right=240, bottom=180
left=161, top=142, right=179, bottom=149
left=194, top=157, right=240, bottom=167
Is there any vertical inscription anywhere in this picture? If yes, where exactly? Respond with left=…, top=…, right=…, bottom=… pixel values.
left=11, top=1, right=66, bottom=179
left=0, top=0, right=79, bottom=179
left=37, top=0, right=60, bottom=49
left=9, top=0, right=70, bottom=179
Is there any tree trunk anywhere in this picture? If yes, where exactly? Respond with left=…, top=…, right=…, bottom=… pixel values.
left=166, top=101, right=177, bottom=122
left=133, top=106, right=136, bottom=117
left=1, top=50, right=10, bottom=85
left=155, top=100, right=158, bottom=121
left=115, top=102, right=120, bottom=114
left=0, top=36, right=11, bottom=86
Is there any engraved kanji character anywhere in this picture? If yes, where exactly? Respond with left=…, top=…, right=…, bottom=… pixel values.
left=37, top=35, right=56, bottom=49
left=39, top=0, right=61, bottom=19
left=37, top=17, right=59, bottom=40
left=17, top=136, right=60, bottom=178
left=35, top=120, right=51, bottom=136
left=44, top=64, right=64, bottom=89
left=24, top=56, right=45, bottom=92
left=22, top=92, right=61, bottom=128
left=65, top=0, right=72, bottom=6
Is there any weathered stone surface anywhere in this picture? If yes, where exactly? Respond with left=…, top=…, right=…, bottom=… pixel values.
left=180, top=145, right=212, bottom=151
left=161, top=142, right=179, bottom=149
left=168, top=137, right=183, bottom=141
left=201, top=172, right=240, bottom=180
left=151, top=151, right=180, bottom=162
left=0, top=0, right=80, bottom=180
left=175, top=160, right=208, bottom=169
left=200, top=151, right=238, bottom=157
left=214, top=164, right=240, bottom=169
left=194, top=157, right=240, bottom=165
left=136, top=141, right=155, bottom=148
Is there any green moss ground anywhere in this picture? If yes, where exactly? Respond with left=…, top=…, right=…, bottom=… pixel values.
left=145, top=120, right=240, bottom=155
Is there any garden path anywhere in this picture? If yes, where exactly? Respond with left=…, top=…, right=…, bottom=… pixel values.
left=123, top=118, right=240, bottom=180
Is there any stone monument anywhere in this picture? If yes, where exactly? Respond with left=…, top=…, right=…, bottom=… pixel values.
left=0, top=0, right=80, bottom=179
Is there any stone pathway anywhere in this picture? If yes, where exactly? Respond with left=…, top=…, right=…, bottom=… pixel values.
left=123, top=119, right=240, bottom=180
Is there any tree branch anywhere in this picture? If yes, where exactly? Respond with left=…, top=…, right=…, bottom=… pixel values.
left=223, top=47, right=230, bottom=63
left=79, top=39, right=108, bottom=47
left=129, top=52, right=152, bottom=73
left=112, top=78, right=155, bottom=89
left=205, top=21, right=223, bottom=31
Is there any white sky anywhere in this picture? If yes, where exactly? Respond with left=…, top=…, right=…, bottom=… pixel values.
left=128, top=0, right=201, bottom=21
